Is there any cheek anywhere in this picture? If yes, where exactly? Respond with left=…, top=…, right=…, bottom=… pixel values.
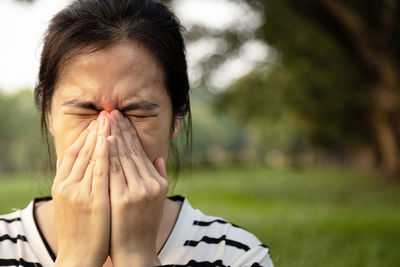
left=52, top=115, right=94, bottom=159
left=133, top=120, right=172, bottom=162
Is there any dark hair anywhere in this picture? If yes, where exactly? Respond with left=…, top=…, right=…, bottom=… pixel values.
left=34, top=0, right=191, bottom=175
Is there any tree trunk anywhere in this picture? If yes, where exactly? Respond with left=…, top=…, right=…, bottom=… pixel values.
left=372, top=53, right=400, bottom=177
left=370, top=85, right=399, bottom=177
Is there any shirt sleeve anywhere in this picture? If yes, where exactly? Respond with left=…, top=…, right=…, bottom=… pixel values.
left=231, top=245, right=274, bottom=267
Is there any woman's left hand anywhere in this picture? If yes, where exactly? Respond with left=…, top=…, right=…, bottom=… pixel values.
left=107, top=110, right=169, bottom=267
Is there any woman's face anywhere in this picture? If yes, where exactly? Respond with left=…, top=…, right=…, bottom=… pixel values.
left=48, top=41, right=178, bottom=164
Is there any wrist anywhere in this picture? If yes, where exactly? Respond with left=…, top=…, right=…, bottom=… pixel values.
left=111, top=253, right=161, bottom=267
left=54, top=260, right=101, bottom=267
left=55, top=253, right=105, bottom=267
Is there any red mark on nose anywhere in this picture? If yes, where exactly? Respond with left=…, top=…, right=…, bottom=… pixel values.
left=102, top=101, right=116, bottom=112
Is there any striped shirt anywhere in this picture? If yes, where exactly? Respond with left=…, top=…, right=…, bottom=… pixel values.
left=0, top=196, right=273, bottom=267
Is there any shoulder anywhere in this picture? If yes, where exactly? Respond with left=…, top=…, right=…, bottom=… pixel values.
left=0, top=203, right=42, bottom=266
left=160, top=197, right=274, bottom=267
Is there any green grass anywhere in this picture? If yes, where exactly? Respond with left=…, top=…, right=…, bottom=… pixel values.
left=0, top=172, right=52, bottom=213
left=1, top=165, right=399, bottom=266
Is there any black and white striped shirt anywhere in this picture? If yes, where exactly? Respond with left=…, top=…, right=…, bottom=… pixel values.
left=0, top=196, right=273, bottom=267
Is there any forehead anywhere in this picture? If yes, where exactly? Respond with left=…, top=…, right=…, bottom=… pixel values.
left=54, top=41, right=167, bottom=109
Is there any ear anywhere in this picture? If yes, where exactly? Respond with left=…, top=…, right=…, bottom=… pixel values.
left=171, top=117, right=180, bottom=139
left=47, top=112, right=55, bottom=136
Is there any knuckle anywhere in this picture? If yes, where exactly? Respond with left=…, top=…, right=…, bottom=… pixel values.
left=79, top=146, right=91, bottom=158
left=91, top=199, right=105, bottom=213
left=125, top=185, right=146, bottom=201
left=126, top=146, right=135, bottom=156
left=110, top=162, right=121, bottom=174
left=95, top=149, right=107, bottom=159
left=53, top=183, right=75, bottom=201
left=69, top=191, right=86, bottom=205
left=131, top=152, right=141, bottom=161
left=116, top=194, right=135, bottom=209
left=120, top=151, right=131, bottom=160
left=150, top=183, right=162, bottom=197
left=69, top=193, right=79, bottom=204
left=93, top=167, right=105, bottom=179
left=65, top=146, right=78, bottom=157
left=51, top=182, right=67, bottom=197
left=135, top=183, right=153, bottom=200
left=159, top=178, right=169, bottom=190
left=139, top=185, right=149, bottom=198
left=51, top=185, right=58, bottom=196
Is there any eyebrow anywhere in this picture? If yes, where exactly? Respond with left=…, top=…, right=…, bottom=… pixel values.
left=62, top=99, right=99, bottom=111
left=120, top=101, right=160, bottom=112
left=62, top=99, right=159, bottom=112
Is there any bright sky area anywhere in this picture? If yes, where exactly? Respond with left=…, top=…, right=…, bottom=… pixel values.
left=0, top=0, right=268, bottom=94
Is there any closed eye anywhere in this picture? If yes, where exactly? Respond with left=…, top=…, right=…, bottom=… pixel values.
left=130, top=115, right=147, bottom=119
left=124, top=114, right=156, bottom=122
left=64, top=112, right=99, bottom=117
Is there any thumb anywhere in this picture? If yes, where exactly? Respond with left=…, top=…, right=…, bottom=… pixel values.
left=154, top=157, right=167, bottom=178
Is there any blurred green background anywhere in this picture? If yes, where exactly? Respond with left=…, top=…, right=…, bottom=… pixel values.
left=1, top=0, right=400, bottom=266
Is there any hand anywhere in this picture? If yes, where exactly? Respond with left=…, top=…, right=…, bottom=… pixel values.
left=52, top=113, right=111, bottom=267
left=108, top=110, right=169, bottom=267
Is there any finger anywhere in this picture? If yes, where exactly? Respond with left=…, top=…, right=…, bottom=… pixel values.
left=122, top=116, right=148, bottom=161
left=98, top=111, right=111, bottom=138
left=67, top=121, right=98, bottom=182
left=118, top=115, right=156, bottom=180
left=80, top=133, right=103, bottom=193
left=110, top=115, right=141, bottom=189
left=91, top=136, right=109, bottom=196
left=55, top=120, right=94, bottom=184
left=110, top=111, right=144, bottom=158
left=154, top=157, right=170, bottom=188
left=56, top=158, right=61, bottom=172
left=154, top=157, right=168, bottom=179
left=81, top=157, right=95, bottom=193
left=124, top=118, right=168, bottom=185
left=80, top=113, right=108, bottom=191
left=154, top=158, right=170, bottom=195
left=83, top=112, right=110, bottom=193
left=108, top=135, right=127, bottom=195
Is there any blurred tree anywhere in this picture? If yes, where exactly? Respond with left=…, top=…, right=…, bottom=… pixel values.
left=206, top=0, right=399, bottom=177
left=0, top=90, right=46, bottom=173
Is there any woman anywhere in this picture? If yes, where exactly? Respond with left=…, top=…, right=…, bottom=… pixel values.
left=0, top=0, right=274, bottom=266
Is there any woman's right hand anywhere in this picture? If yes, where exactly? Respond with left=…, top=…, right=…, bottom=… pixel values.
left=52, top=113, right=111, bottom=267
